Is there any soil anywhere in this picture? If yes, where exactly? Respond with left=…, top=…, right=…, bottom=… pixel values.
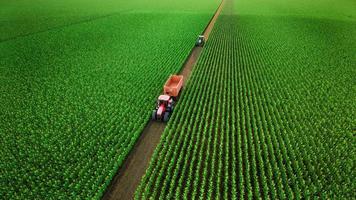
left=101, top=122, right=165, bottom=200
left=180, top=47, right=203, bottom=84
left=203, top=0, right=225, bottom=40
left=101, top=1, right=225, bottom=199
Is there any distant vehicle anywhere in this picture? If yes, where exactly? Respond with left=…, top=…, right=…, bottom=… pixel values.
left=195, top=35, right=205, bottom=47
left=152, top=75, right=183, bottom=122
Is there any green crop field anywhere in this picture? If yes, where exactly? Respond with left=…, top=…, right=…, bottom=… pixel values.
left=1, top=0, right=355, bottom=199
left=0, top=0, right=219, bottom=198
left=0, top=0, right=218, bottom=41
left=136, top=0, right=355, bottom=199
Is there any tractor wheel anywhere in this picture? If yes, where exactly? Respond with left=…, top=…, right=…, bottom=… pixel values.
left=167, top=105, right=173, bottom=113
left=152, top=110, right=157, bottom=120
left=163, top=112, right=170, bottom=122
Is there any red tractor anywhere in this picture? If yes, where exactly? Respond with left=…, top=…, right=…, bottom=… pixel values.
left=152, top=75, right=183, bottom=122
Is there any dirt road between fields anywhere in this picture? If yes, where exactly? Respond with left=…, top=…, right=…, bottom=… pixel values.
left=102, top=1, right=225, bottom=199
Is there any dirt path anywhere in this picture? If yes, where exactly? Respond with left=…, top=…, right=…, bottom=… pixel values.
left=102, top=122, right=165, bottom=200
left=101, top=1, right=225, bottom=199
left=202, top=0, right=225, bottom=41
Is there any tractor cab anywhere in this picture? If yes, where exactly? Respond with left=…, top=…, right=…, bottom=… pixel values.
left=152, top=95, right=174, bottom=122
left=157, top=95, right=171, bottom=106
left=157, top=95, right=173, bottom=112
left=195, top=35, right=205, bottom=47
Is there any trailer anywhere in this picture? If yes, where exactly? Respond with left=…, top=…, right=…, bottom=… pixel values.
left=163, top=75, right=183, bottom=99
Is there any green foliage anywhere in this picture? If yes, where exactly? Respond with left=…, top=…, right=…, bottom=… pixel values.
left=0, top=0, right=219, bottom=199
left=0, top=0, right=220, bottom=41
left=235, top=0, right=356, bottom=21
left=136, top=0, right=356, bottom=199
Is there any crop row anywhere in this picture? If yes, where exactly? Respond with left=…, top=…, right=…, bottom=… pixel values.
left=0, top=8, right=217, bottom=199
left=135, top=0, right=355, bottom=198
